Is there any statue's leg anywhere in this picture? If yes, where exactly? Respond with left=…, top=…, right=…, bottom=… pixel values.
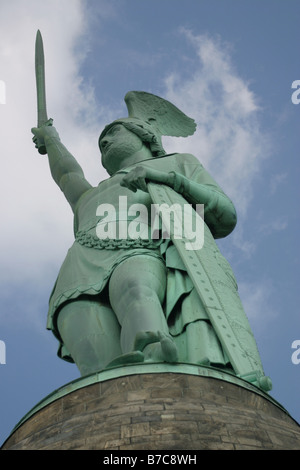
left=56, top=296, right=122, bottom=376
left=108, top=255, right=178, bottom=363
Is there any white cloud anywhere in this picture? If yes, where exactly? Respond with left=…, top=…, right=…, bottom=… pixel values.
left=230, top=225, right=257, bottom=259
left=0, top=0, right=110, bottom=286
left=259, top=218, right=288, bottom=236
left=269, top=172, right=288, bottom=194
left=162, top=30, right=270, bottom=218
left=238, top=279, right=278, bottom=332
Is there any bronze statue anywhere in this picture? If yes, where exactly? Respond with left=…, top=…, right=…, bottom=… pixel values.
left=31, top=31, right=272, bottom=392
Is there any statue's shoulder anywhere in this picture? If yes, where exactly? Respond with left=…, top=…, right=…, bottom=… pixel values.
left=173, top=152, right=202, bottom=164
left=154, top=152, right=202, bottom=166
left=169, top=153, right=205, bottom=176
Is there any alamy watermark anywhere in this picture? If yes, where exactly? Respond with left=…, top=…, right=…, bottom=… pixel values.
left=95, top=196, right=204, bottom=250
left=291, top=340, right=300, bottom=365
left=0, top=80, right=5, bottom=104
left=291, top=80, right=300, bottom=105
left=0, top=340, right=6, bottom=365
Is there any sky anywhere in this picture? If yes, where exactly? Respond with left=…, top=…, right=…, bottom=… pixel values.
left=0, top=0, right=299, bottom=446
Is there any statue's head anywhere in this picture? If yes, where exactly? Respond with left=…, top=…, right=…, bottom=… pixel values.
left=99, top=91, right=197, bottom=173
left=99, top=117, right=166, bottom=158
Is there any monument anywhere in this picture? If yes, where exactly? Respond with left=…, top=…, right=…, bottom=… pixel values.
left=2, top=31, right=300, bottom=451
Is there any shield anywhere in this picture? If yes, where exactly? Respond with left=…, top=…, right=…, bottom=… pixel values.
left=148, top=182, right=272, bottom=391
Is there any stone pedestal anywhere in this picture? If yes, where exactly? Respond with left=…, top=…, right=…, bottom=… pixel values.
left=2, top=364, right=300, bottom=450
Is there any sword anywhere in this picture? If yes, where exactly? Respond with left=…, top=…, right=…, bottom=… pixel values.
left=33, top=30, right=53, bottom=154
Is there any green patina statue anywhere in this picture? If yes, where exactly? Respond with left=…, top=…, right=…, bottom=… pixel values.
left=31, top=32, right=271, bottom=391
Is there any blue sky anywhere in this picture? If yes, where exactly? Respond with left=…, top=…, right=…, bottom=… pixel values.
left=0, top=0, right=299, bottom=446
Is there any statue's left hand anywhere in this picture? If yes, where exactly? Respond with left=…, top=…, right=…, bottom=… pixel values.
left=120, top=166, right=170, bottom=193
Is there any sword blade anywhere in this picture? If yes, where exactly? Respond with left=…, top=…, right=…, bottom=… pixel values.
left=35, top=30, right=48, bottom=127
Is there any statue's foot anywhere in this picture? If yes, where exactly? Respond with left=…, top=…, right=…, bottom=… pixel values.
left=105, top=350, right=144, bottom=369
left=133, top=331, right=160, bottom=351
left=198, top=357, right=211, bottom=366
left=143, top=331, right=178, bottom=363
left=158, top=331, right=178, bottom=363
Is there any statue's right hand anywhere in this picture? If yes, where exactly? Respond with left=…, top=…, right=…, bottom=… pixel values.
left=31, top=123, right=59, bottom=140
left=31, top=120, right=59, bottom=154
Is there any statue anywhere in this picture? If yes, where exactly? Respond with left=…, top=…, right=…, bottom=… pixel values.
left=31, top=32, right=272, bottom=392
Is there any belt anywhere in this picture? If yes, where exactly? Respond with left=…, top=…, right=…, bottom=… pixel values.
left=75, top=230, right=163, bottom=250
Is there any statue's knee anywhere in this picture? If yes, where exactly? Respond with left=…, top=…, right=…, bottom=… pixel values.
left=127, top=282, right=154, bottom=301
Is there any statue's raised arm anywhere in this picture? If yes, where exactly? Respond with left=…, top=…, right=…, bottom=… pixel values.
left=31, top=124, right=92, bottom=212
left=31, top=31, right=92, bottom=212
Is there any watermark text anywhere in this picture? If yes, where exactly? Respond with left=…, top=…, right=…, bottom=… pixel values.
left=96, top=196, right=204, bottom=250
left=0, top=80, right=5, bottom=104
left=291, top=340, right=300, bottom=365
left=0, top=340, right=6, bottom=364
left=291, top=80, right=300, bottom=105
left=102, top=453, right=197, bottom=466
left=292, top=339, right=300, bottom=365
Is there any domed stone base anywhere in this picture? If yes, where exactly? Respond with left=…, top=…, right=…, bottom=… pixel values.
left=2, top=364, right=300, bottom=450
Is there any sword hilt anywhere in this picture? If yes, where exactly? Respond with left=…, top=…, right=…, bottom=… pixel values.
left=32, top=118, right=53, bottom=155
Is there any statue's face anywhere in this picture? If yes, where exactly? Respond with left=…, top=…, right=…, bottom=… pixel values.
left=100, top=123, right=143, bottom=174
